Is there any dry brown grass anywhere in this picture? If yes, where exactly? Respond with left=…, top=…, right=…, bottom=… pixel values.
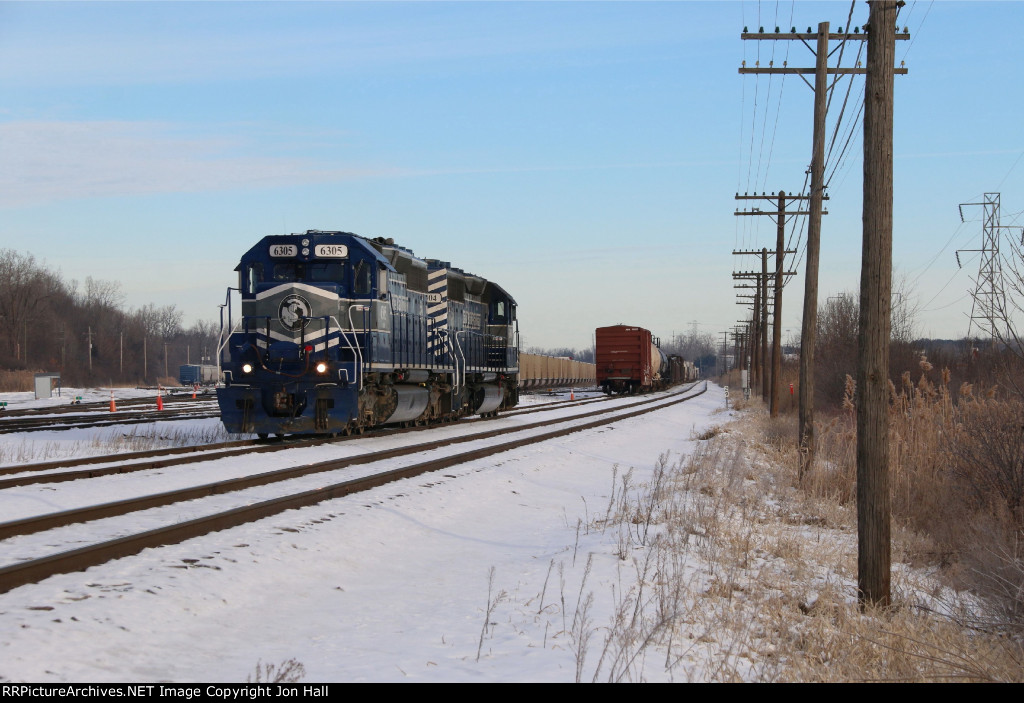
left=574, top=391, right=1024, bottom=680
left=0, top=370, right=34, bottom=392
left=678, top=410, right=1023, bottom=681
left=476, top=370, right=1024, bottom=680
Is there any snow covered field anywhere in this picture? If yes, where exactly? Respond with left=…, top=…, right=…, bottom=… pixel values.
left=0, top=384, right=747, bottom=682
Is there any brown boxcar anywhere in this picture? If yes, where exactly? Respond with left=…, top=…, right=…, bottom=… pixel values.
left=596, top=325, right=667, bottom=394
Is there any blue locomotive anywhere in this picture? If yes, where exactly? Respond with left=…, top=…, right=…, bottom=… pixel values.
left=216, top=231, right=519, bottom=437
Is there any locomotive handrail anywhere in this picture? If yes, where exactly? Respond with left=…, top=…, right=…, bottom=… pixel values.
left=448, top=332, right=460, bottom=392
left=331, top=315, right=363, bottom=391
left=347, top=306, right=370, bottom=391
left=216, top=320, right=242, bottom=376
left=436, top=330, right=458, bottom=392
left=239, top=316, right=273, bottom=355
left=454, top=330, right=467, bottom=391
left=217, top=286, right=241, bottom=381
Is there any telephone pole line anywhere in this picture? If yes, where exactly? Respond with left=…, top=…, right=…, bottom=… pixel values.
left=740, top=20, right=908, bottom=471
left=735, top=191, right=815, bottom=415
left=733, top=247, right=796, bottom=405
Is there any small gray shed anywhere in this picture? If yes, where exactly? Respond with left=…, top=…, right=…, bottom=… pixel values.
left=34, top=372, right=62, bottom=400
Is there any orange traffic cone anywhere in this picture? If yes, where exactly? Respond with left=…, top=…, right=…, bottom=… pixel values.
left=109, top=391, right=116, bottom=412
left=157, top=390, right=164, bottom=411
left=570, top=389, right=575, bottom=401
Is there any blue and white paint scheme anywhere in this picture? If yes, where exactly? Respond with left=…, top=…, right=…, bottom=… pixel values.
left=217, top=231, right=519, bottom=437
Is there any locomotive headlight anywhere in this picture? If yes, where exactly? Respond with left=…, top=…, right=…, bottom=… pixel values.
left=242, top=363, right=253, bottom=374
left=301, top=238, right=310, bottom=247
left=315, top=362, right=328, bottom=374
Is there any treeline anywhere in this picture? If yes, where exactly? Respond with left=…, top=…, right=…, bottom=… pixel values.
left=812, top=290, right=1020, bottom=409
left=524, top=346, right=595, bottom=363
left=0, top=249, right=217, bottom=388
left=661, top=329, right=717, bottom=374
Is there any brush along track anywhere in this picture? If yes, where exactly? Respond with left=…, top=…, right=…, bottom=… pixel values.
left=0, top=382, right=706, bottom=594
left=0, top=384, right=644, bottom=488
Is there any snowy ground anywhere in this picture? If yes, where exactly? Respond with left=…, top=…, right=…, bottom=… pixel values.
left=0, top=383, right=737, bottom=682
left=0, top=386, right=223, bottom=468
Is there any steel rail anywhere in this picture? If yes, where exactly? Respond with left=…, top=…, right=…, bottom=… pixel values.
left=0, top=382, right=707, bottom=594
left=0, top=383, right=701, bottom=534
left=0, top=408, right=221, bottom=434
left=0, top=384, right=657, bottom=485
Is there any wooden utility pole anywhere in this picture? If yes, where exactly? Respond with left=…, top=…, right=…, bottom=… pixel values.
left=752, top=276, right=761, bottom=392
left=857, top=0, right=901, bottom=609
left=740, top=23, right=907, bottom=469
left=773, top=196, right=786, bottom=416
left=799, top=22, right=830, bottom=475
left=733, top=249, right=764, bottom=394
left=733, top=268, right=795, bottom=404
left=736, top=192, right=807, bottom=415
left=760, top=248, right=769, bottom=400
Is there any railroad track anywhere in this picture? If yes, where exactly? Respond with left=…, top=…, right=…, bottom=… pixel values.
left=0, top=383, right=644, bottom=486
left=0, top=393, right=215, bottom=418
left=0, top=389, right=584, bottom=435
left=0, top=381, right=706, bottom=594
left=0, top=397, right=219, bottom=434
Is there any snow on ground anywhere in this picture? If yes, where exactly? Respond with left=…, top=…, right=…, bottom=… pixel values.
left=0, top=384, right=737, bottom=682
left=0, top=385, right=176, bottom=411
left=0, top=387, right=222, bottom=467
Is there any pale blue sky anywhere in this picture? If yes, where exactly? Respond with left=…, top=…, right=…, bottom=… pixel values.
left=1, top=1, right=1021, bottom=350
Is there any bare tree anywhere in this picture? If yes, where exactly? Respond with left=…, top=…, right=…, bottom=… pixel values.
left=663, top=328, right=717, bottom=372
left=82, top=276, right=125, bottom=311
left=0, top=249, right=65, bottom=363
left=156, top=305, right=183, bottom=340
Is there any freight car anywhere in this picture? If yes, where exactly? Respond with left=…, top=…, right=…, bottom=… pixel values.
left=665, top=355, right=698, bottom=385
left=518, top=353, right=595, bottom=389
left=178, top=364, right=219, bottom=387
left=595, top=324, right=693, bottom=394
left=216, top=231, right=518, bottom=437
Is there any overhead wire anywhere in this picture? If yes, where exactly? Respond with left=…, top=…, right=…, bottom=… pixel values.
left=758, top=0, right=795, bottom=195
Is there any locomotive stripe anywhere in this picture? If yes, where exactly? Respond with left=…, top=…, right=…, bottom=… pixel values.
left=427, top=268, right=448, bottom=359
left=253, top=282, right=342, bottom=302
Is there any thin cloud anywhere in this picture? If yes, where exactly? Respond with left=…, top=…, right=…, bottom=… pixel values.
left=0, top=5, right=699, bottom=87
left=0, top=121, right=403, bottom=208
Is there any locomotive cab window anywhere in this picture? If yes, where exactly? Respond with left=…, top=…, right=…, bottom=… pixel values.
left=354, top=260, right=372, bottom=295
left=244, top=263, right=264, bottom=294
left=274, top=263, right=298, bottom=281
left=493, top=300, right=506, bottom=323
left=307, top=261, right=344, bottom=284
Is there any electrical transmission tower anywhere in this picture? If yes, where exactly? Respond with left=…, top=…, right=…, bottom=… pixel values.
left=957, top=193, right=1013, bottom=346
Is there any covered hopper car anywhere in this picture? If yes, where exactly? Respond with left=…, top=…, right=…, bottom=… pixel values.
left=518, top=353, right=595, bottom=389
